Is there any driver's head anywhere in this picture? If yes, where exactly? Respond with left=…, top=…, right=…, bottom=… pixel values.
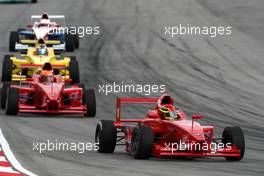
left=158, top=104, right=177, bottom=120
left=159, top=106, right=171, bottom=119
left=42, top=62, right=53, bottom=71
left=40, top=70, right=53, bottom=83
left=40, top=13, right=50, bottom=26
left=37, top=45, right=47, bottom=55
left=160, top=94, right=174, bottom=105
left=41, top=13, right=49, bottom=20
left=39, top=63, right=54, bottom=83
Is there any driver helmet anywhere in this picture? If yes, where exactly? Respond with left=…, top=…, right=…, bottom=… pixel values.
left=40, top=70, right=53, bottom=83
left=37, top=45, right=47, bottom=55
left=39, top=63, right=54, bottom=83
left=159, top=106, right=171, bottom=119
left=157, top=94, right=178, bottom=120
left=158, top=104, right=178, bottom=120
left=40, top=13, right=50, bottom=25
left=41, top=13, right=49, bottom=20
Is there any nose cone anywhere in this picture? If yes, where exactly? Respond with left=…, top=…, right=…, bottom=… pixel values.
left=172, top=120, right=206, bottom=142
left=39, top=83, right=63, bottom=101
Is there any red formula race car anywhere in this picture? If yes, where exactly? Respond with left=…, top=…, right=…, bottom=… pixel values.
left=2, top=63, right=96, bottom=117
left=95, top=94, right=245, bottom=160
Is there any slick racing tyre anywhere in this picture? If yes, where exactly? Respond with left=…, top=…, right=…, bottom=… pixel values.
left=84, top=89, right=96, bottom=117
left=2, top=55, right=13, bottom=82
left=65, top=34, right=75, bottom=52
left=69, top=59, right=80, bottom=84
left=6, top=87, right=19, bottom=115
left=131, top=126, right=153, bottom=159
left=74, top=34, right=79, bottom=49
left=9, top=31, right=19, bottom=52
left=1, top=82, right=11, bottom=109
left=95, top=120, right=117, bottom=153
left=222, top=126, right=245, bottom=161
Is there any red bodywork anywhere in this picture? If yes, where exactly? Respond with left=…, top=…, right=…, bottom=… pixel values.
left=11, top=73, right=86, bottom=115
left=113, top=97, right=241, bottom=158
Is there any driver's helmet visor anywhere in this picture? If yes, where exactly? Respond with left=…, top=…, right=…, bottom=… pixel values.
left=160, top=107, right=178, bottom=120
left=160, top=107, right=170, bottom=117
left=38, top=46, right=47, bottom=55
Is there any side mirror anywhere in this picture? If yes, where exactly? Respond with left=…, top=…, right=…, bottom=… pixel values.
left=192, top=114, right=203, bottom=120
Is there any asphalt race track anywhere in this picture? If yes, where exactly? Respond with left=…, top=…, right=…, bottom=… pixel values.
left=0, top=0, right=264, bottom=175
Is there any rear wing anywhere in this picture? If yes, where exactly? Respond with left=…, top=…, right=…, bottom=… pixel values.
left=15, top=42, right=65, bottom=51
left=116, top=98, right=158, bottom=123
left=31, top=15, right=65, bottom=25
left=31, top=15, right=65, bottom=19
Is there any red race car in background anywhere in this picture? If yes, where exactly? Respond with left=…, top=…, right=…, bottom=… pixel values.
left=95, top=94, right=245, bottom=161
left=2, top=63, right=96, bottom=117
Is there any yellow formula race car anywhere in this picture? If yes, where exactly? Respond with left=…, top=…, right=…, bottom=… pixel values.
left=1, top=44, right=80, bottom=84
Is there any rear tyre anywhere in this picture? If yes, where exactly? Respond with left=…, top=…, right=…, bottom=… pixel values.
left=65, top=34, right=75, bottom=52
left=131, top=126, right=153, bottom=159
left=6, top=87, right=19, bottom=115
left=222, top=126, right=245, bottom=161
left=1, top=82, right=11, bottom=109
left=31, top=0, right=37, bottom=3
left=74, top=34, right=79, bottom=49
left=9, top=31, right=19, bottom=52
left=69, top=60, right=80, bottom=84
left=84, top=89, right=96, bottom=117
left=95, top=120, right=117, bottom=153
left=2, top=55, right=13, bottom=82
left=68, top=56, right=77, bottom=61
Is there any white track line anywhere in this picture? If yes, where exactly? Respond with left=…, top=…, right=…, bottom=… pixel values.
left=0, top=129, right=38, bottom=176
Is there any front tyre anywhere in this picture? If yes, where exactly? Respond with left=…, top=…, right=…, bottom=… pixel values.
left=95, top=120, right=117, bottom=153
left=65, top=34, right=75, bottom=52
left=131, top=126, right=153, bottom=159
left=2, top=55, right=13, bottom=82
left=1, top=82, right=11, bottom=109
left=222, top=126, right=245, bottom=161
left=69, top=59, right=80, bottom=84
left=9, top=31, right=19, bottom=52
left=84, top=89, right=96, bottom=117
left=6, top=87, right=19, bottom=115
